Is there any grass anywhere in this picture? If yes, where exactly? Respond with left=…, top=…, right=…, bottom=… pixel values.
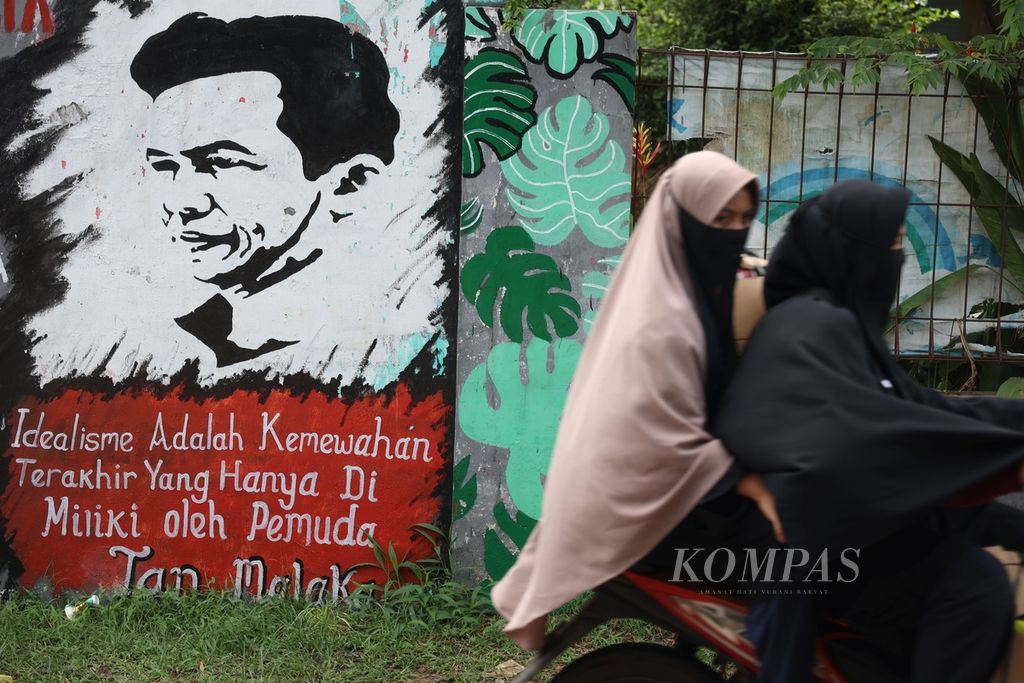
left=0, top=583, right=678, bottom=682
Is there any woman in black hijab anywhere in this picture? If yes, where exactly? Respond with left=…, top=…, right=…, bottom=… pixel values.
left=717, top=179, right=1024, bottom=681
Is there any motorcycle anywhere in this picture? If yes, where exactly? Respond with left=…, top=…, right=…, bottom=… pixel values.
left=509, top=558, right=1023, bottom=683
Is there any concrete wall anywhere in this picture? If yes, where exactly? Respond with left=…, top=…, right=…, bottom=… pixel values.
left=0, top=0, right=462, bottom=597
left=453, top=7, right=637, bottom=583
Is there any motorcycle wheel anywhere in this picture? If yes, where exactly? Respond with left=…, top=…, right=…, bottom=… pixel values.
left=551, top=642, right=724, bottom=682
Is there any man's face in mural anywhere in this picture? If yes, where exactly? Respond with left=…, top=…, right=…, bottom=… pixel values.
left=125, top=12, right=401, bottom=367
left=146, top=72, right=314, bottom=284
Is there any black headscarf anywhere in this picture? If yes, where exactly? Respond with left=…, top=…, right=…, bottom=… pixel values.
left=766, top=180, right=909, bottom=337
left=714, top=180, right=1024, bottom=551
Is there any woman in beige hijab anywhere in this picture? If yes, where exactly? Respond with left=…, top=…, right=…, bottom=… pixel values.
left=491, top=151, right=782, bottom=650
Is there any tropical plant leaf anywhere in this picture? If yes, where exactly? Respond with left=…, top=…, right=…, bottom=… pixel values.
left=926, top=136, right=1024, bottom=232
left=512, top=10, right=634, bottom=78
left=888, top=264, right=1024, bottom=333
left=452, top=456, right=478, bottom=521
left=463, top=48, right=538, bottom=178
left=461, top=226, right=581, bottom=342
left=928, top=136, right=1024, bottom=285
left=465, top=7, right=498, bottom=42
left=997, top=377, right=1024, bottom=398
left=958, top=69, right=1024, bottom=186
left=459, top=339, right=582, bottom=519
left=460, top=197, right=483, bottom=235
left=502, top=95, right=631, bottom=248
left=592, top=53, right=636, bottom=114
left=888, top=265, right=974, bottom=333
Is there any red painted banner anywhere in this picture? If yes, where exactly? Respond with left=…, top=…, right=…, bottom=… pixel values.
left=1, top=384, right=448, bottom=600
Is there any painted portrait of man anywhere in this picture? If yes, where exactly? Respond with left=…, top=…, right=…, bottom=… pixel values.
left=5, top=0, right=454, bottom=388
left=129, top=13, right=401, bottom=367
left=0, top=0, right=458, bottom=595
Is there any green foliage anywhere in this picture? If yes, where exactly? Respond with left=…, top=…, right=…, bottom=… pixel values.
left=1000, top=0, right=1024, bottom=44
left=502, top=95, right=631, bottom=248
left=552, top=0, right=952, bottom=55
left=772, top=7, right=1024, bottom=98
left=461, top=226, right=582, bottom=343
left=927, top=136, right=1024, bottom=283
left=453, top=455, right=479, bottom=521
left=997, top=377, right=1024, bottom=398
left=512, top=10, right=634, bottom=77
left=351, top=523, right=450, bottom=595
left=890, top=265, right=987, bottom=331
left=462, top=48, right=538, bottom=178
left=0, top=584, right=676, bottom=682
left=960, top=70, right=1024, bottom=185
left=592, top=53, right=637, bottom=114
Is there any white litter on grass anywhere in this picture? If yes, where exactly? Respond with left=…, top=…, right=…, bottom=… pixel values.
left=64, top=594, right=100, bottom=619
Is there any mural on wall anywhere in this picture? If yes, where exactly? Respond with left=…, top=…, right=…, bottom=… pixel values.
left=0, top=0, right=461, bottom=598
left=0, top=0, right=55, bottom=60
left=669, top=52, right=1021, bottom=357
left=453, top=7, right=636, bottom=583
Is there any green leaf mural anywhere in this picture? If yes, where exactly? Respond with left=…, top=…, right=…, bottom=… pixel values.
left=502, top=95, right=631, bottom=248
left=459, top=338, right=583, bottom=520
left=581, top=256, right=621, bottom=334
left=484, top=500, right=537, bottom=582
left=461, top=197, right=483, bottom=235
left=465, top=7, right=498, bottom=42
left=453, top=456, right=478, bottom=521
left=593, top=53, right=636, bottom=115
left=463, top=48, right=539, bottom=178
left=512, top=10, right=634, bottom=78
left=462, top=226, right=581, bottom=342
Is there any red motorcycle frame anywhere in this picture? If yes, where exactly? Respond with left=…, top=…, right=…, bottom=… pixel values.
left=510, top=568, right=955, bottom=683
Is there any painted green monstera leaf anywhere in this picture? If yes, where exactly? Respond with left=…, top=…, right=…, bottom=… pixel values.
left=461, top=226, right=581, bottom=342
left=463, top=48, right=538, bottom=178
left=465, top=7, right=498, bottom=42
left=593, top=53, right=636, bottom=114
left=458, top=339, right=582, bottom=520
left=461, top=197, right=483, bottom=235
left=513, top=10, right=634, bottom=78
left=502, top=95, right=631, bottom=249
left=484, top=500, right=537, bottom=581
left=582, top=255, right=622, bottom=333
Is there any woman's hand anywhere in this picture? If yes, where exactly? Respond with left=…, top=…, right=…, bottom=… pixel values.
left=736, top=473, right=786, bottom=544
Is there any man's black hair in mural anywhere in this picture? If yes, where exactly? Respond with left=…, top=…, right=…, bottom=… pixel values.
left=126, top=12, right=402, bottom=367
left=130, top=12, right=400, bottom=180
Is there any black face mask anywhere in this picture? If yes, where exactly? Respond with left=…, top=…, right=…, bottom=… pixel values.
left=857, top=250, right=905, bottom=337
left=682, top=218, right=750, bottom=328
left=680, top=210, right=750, bottom=420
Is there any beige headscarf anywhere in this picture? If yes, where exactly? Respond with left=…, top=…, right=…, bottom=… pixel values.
left=490, top=151, right=759, bottom=647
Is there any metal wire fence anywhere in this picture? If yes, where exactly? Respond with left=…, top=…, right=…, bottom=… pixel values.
left=633, top=48, right=1024, bottom=378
